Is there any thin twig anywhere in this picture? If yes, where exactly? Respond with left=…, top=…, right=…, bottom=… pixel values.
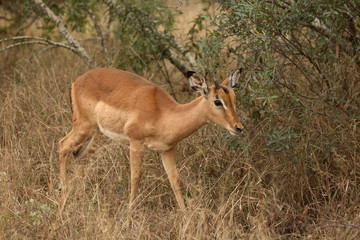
left=15, top=16, right=39, bottom=35
left=34, top=37, right=102, bottom=59
left=83, top=2, right=111, bottom=66
left=0, top=36, right=63, bottom=44
left=0, top=16, right=14, bottom=21
left=0, top=41, right=77, bottom=54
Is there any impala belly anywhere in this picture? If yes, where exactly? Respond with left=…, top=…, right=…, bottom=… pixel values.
left=97, top=122, right=171, bottom=151
left=98, top=121, right=129, bottom=142
left=95, top=101, right=172, bottom=150
left=95, top=101, right=129, bottom=142
left=145, top=142, right=171, bottom=151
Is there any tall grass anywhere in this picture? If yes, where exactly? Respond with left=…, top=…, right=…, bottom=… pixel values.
left=1, top=45, right=359, bottom=239
left=1, top=9, right=360, bottom=240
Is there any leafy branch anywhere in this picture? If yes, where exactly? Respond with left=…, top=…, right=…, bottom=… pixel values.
left=103, top=0, right=196, bottom=76
left=0, top=0, right=95, bottom=67
left=32, top=0, right=94, bottom=67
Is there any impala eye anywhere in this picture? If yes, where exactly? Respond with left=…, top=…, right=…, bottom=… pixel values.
left=214, top=100, right=223, bottom=107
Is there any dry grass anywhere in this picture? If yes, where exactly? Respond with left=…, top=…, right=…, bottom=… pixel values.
left=1, top=48, right=359, bottom=240
left=1, top=2, right=360, bottom=239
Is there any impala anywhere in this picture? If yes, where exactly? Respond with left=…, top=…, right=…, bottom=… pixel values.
left=59, top=68, right=244, bottom=210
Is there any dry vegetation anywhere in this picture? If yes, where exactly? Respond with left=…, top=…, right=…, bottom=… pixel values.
left=1, top=2, right=360, bottom=240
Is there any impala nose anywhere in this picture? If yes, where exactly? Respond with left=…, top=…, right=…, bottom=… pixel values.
left=235, top=125, right=243, bottom=134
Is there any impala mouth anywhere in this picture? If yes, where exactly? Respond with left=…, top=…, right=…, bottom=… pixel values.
left=229, top=130, right=240, bottom=136
left=229, top=125, right=243, bottom=135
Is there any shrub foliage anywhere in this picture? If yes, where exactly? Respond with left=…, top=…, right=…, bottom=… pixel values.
left=0, top=0, right=359, bottom=239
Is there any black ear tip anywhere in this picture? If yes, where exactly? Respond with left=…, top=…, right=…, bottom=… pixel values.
left=186, top=71, right=196, bottom=78
left=238, top=68, right=243, bottom=73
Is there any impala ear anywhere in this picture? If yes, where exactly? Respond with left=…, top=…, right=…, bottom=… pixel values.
left=187, top=71, right=208, bottom=96
left=228, top=68, right=242, bottom=88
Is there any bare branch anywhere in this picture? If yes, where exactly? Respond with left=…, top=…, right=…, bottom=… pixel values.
left=0, top=40, right=77, bottom=54
left=103, top=0, right=197, bottom=73
left=0, top=35, right=106, bottom=64
left=308, top=18, right=356, bottom=58
left=0, top=16, right=14, bottom=21
left=162, top=33, right=197, bottom=67
left=83, top=3, right=111, bottom=66
left=33, top=37, right=103, bottom=59
left=35, top=45, right=57, bottom=58
left=0, top=36, right=81, bottom=54
left=32, top=0, right=95, bottom=67
left=164, top=48, right=191, bottom=78
left=15, top=16, right=39, bottom=35
left=0, top=36, right=60, bottom=44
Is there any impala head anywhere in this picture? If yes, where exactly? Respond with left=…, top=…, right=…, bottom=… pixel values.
left=187, top=69, right=244, bottom=135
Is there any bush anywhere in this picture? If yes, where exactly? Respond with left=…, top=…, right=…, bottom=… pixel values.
left=198, top=0, right=360, bottom=235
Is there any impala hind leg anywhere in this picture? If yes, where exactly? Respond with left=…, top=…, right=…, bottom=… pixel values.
left=161, top=147, right=185, bottom=210
left=73, top=128, right=101, bottom=156
left=59, top=124, right=97, bottom=191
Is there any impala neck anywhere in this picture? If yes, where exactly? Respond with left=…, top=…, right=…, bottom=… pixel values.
left=166, top=96, right=209, bottom=144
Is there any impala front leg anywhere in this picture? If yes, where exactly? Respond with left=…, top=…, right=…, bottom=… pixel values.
left=161, top=147, right=185, bottom=210
left=129, top=141, right=145, bottom=212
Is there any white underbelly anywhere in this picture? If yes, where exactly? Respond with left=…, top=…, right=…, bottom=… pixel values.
left=98, top=122, right=129, bottom=142
left=98, top=124, right=171, bottom=151
left=146, top=142, right=171, bottom=151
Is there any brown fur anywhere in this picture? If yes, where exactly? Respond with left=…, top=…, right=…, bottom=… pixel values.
left=59, top=68, right=243, bottom=212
